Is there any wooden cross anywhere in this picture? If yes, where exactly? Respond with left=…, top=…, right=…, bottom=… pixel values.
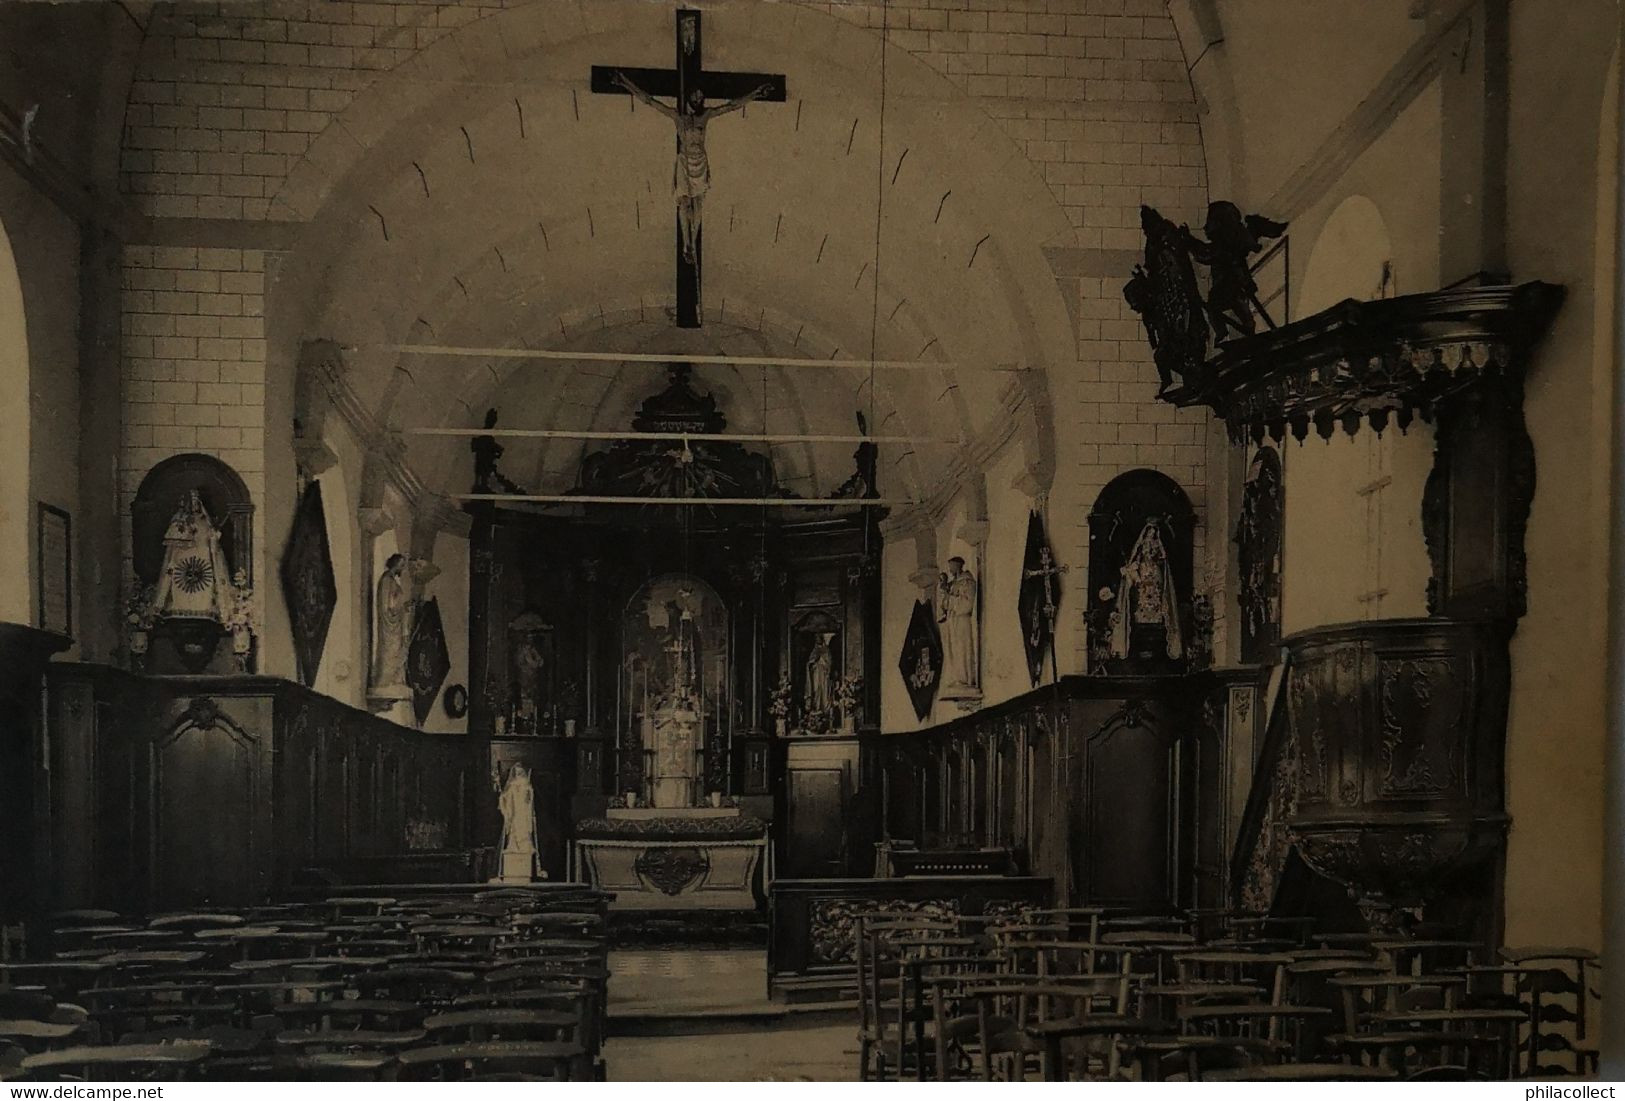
left=591, top=10, right=788, bottom=329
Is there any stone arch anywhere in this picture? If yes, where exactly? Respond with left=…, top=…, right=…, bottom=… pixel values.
left=262, top=0, right=1074, bottom=522
left=0, top=212, right=26, bottom=624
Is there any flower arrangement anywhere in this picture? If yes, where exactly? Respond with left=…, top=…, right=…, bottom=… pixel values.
left=125, top=582, right=158, bottom=633
left=834, top=674, right=863, bottom=712
left=768, top=671, right=792, bottom=720
left=223, top=569, right=258, bottom=636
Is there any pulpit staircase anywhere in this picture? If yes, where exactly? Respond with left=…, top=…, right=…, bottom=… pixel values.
left=1226, top=654, right=1355, bottom=928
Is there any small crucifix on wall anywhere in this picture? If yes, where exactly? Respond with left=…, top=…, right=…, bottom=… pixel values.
left=591, top=9, right=788, bottom=328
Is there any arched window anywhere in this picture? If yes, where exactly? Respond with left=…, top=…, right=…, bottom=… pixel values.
left=1085, top=470, right=1196, bottom=674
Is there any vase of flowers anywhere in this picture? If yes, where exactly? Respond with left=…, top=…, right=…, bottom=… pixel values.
left=769, top=670, right=793, bottom=736
left=223, top=569, right=258, bottom=671
left=124, top=582, right=157, bottom=670
left=835, top=675, right=863, bottom=734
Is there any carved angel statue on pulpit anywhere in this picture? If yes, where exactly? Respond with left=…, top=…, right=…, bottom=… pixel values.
left=153, top=491, right=233, bottom=620
left=1184, top=201, right=1289, bottom=341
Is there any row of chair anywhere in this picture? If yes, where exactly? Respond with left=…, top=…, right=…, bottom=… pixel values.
left=852, top=907, right=1600, bottom=1081
left=0, top=886, right=614, bottom=1081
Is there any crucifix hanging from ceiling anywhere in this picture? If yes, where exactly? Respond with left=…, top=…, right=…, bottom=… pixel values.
left=592, top=9, right=788, bottom=328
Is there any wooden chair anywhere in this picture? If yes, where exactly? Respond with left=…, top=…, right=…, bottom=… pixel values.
left=976, top=976, right=1137, bottom=1081
left=1177, top=1002, right=1333, bottom=1064
left=272, top=997, right=427, bottom=1033
left=16, top=1041, right=212, bottom=1081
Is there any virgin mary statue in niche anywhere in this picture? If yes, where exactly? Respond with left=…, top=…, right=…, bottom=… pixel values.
left=1110, top=519, right=1184, bottom=662
left=153, top=491, right=233, bottom=620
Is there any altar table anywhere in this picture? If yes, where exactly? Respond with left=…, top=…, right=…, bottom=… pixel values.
left=572, top=809, right=771, bottom=911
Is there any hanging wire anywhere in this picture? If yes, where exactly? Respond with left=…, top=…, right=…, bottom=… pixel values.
left=864, top=0, right=890, bottom=570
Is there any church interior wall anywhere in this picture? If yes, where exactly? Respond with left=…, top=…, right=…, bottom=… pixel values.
left=1497, top=4, right=1619, bottom=953
left=980, top=439, right=1036, bottom=702
left=0, top=165, right=64, bottom=630
left=117, top=243, right=268, bottom=661
left=1277, top=85, right=1444, bottom=639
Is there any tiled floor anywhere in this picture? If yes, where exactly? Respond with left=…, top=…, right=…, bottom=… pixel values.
left=604, top=949, right=859, bottom=1081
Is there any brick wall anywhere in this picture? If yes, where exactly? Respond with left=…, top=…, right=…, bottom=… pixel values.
left=120, top=244, right=268, bottom=579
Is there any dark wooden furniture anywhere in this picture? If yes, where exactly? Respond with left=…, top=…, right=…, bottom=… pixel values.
left=42, top=664, right=484, bottom=914
left=0, top=623, right=72, bottom=923
left=767, top=875, right=1050, bottom=998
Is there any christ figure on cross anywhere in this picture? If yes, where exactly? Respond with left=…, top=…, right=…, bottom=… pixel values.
left=613, top=70, right=773, bottom=266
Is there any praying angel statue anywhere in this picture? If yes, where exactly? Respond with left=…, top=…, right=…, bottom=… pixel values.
left=613, top=70, right=774, bottom=265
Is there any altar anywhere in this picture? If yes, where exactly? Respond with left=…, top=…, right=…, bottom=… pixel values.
left=572, top=806, right=771, bottom=911
left=462, top=365, right=888, bottom=912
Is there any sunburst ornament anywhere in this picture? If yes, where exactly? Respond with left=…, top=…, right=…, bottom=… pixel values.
left=174, top=555, right=215, bottom=594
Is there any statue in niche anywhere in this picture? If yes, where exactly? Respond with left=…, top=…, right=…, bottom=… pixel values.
left=1110, top=520, right=1184, bottom=662
left=153, top=491, right=233, bottom=621
left=471, top=408, right=527, bottom=495
left=371, top=553, right=416, bottom=699
left=495, top=762, right=539, bottom=882
left=937, top=556, right=980, bottom=699
left=805, top=633, right=834, bottom=716
left=612, top=68, right=775, bottom=267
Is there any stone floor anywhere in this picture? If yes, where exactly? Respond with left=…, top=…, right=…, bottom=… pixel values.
left=604, top=1023, right=859, bottom=1081
left=603, top=948, right=859, bottom=1081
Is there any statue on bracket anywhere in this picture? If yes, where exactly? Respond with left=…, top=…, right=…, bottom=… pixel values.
left=937, top=556, right=980, bottom=703
left=370, top=553, right=417, bottom=709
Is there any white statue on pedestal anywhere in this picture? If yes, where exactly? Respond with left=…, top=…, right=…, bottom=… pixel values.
left=496, top=762, right=539, bottom=883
